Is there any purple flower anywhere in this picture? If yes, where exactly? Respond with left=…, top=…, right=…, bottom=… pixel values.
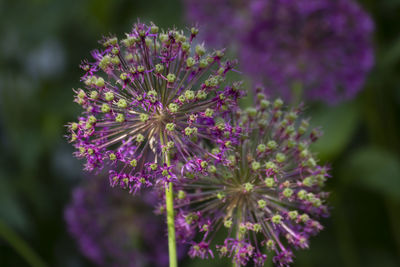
left=184, top=0, right=374, bottom=103
left=67, top=22, right=242, bottom=192
left=65, top=176, right=185, bottom=267
left=184, top=0, right=245, bottom=47
left=174, top=92, right=330, bottom=266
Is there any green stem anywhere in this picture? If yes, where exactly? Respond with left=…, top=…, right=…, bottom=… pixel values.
left=0, top=220, right=47, bottom=267
left=234, top=209, right=242, bottom=267
left=291, top=81, right=303, bottom=107
left=165, top=180, right=177, bottom=267
left=161, top=132, right=178, bottom=267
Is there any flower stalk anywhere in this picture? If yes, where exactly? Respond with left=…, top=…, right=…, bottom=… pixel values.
left=162, top=130, right=178, bottom=267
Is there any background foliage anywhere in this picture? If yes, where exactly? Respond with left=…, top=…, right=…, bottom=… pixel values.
left=0, top=0, right=399, bottom=266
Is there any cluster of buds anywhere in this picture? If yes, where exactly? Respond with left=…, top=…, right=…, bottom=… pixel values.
left=174, top=93, right=330, bottom=266
left=67, top=22, right=242, bottom=193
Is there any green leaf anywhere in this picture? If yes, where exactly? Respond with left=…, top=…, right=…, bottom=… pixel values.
left=341, top=147, right=400, bottom=200
left=310, top=101, right=359, bottom=161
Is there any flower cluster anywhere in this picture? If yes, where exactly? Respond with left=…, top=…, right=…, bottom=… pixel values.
left=184, top=0, right=374, bottom=103
left=67, top=22, right=241, bottom=193
left=173, top=93, right=330, bottom=266
left=65, top=176, right=185, bottom=267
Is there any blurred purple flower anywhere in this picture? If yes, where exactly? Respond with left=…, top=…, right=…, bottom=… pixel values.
left=184, top=0, right=374, bottom=103
left=65, top=177, right=185, bottom=267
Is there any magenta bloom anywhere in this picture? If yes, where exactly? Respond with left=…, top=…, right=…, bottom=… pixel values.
left=65, top=177, right=185, bottom=267
left=67, top=22, right=241, bottom=192
left=174, top=92, right=330, bottom=266
left=184, top=0, right=374, bottom=103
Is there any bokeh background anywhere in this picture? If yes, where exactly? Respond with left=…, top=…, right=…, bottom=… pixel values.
left=0, top=0, right=399, bottom=266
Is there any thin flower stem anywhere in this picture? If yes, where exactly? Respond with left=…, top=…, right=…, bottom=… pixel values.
left=161, top=132, right=178, bottom=267
left=165, top=180, right=178, bottom=267
left=234, top=209, right=242, bottom=267
left=0, top=220, right=47, bottom=267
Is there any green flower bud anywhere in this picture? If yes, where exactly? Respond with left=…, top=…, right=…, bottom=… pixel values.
left=77, top=89, right=86, bottom=99
left=260, top=99, right=270, bottom=109
left=101, top=103, right=111, bottom=113
left=130, top=159, right=137, bottom=167
left=115, top=113, right=125, bottom=123
left=283, top=188, right=293, bottom=198
left=257, top=144, right=266, bottom=153
left=266, top=240, right=275, bottom=250
left=253, top=223, right=261, bottom=232
left=191, top=27, right=199, bottom=35
left=195, top=44, right=205, bottom=56
left=217, top=192, right=225, bottom=199
left=288, top=211, right=298, bottom=220
left=167, top=73, right=176, bottom=83
left=276, top=153, right=286, bottom=163
left=166, top=123, right=175, bottom=131
left=300, top=214, right=310, bottom=223
left=88, top=115, right=97, bottom=124
left=181, top=42, right=190, bottom=52
left=208, top=165, right=217, bottom=173
left=155, top=64, right=164, bottom=73
left=185, top=90, right=195, bottom=100
left=104, top=91, right=114, bottom=101
left=224, top=219, right=232, bottom=228
left=239, top=224, right=247, bottom=234
left=177, top=190, right=186, bottom=199
left=168, top=103, right=178, bottom=113
left=185, top=127, right=194, bottom=136
left=267, top=140, right=278, bottom=150
left=71, top=122, right=78, bottom=131
left=204, top=108, right=214, bottom=118
left=117, top=99, right=127, bottom=109
left=136, top=134, right=144, bottom=142
left=271, top=214, right=282, bottom=224
left=211, top=148, right=220, bottom=155
left=244, top=183, right=254, bottom=192
left=150, top=163, right=157, bottom=171
left=297, top=189, right=307, bottom=200
left=258, top=199, right=267, bottom=209
left=199, top=59, right=208, bottom=68
left=111, top=56, right=120, bottom=65
left=274, top=98, right=283, bottom=108
left=150, top=25, right=159, bottom=34
left=303, top=177, right=314, bottom=187
left=140, top=113, right=149, bottom=122
left=90, top=91, right=99, bottom=99
left=252, top=161, right=261, bottom=171
left=264, top=177, right=275, bottom=187
left=186, top=57, right=195, bottom=68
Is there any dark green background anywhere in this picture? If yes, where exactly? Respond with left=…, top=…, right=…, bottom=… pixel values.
left=0, top=0, right=399, bottom=266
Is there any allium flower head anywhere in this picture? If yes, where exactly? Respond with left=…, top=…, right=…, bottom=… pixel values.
left=174, top=90, right=330, bottom=266
left=65, top=177, right=185, bottom=267
left=67, top=22, right=241, bottom=192
left=241, top=0, right=374, bottom=103
left=184, top=0, right=374, bottom=103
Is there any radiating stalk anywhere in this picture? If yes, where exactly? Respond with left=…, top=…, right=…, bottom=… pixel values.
left=161, top=131, right=178, bottom=267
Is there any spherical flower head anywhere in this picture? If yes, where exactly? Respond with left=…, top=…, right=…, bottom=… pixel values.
left=67, top=22, right=242, bottom=192
left=64, top=177, right=186, bottom=267
left=241, top=0, right=374, bottom=103
left=174, top=94, right=330, bottom=266
left=184, top=0, right=374, bottom=104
